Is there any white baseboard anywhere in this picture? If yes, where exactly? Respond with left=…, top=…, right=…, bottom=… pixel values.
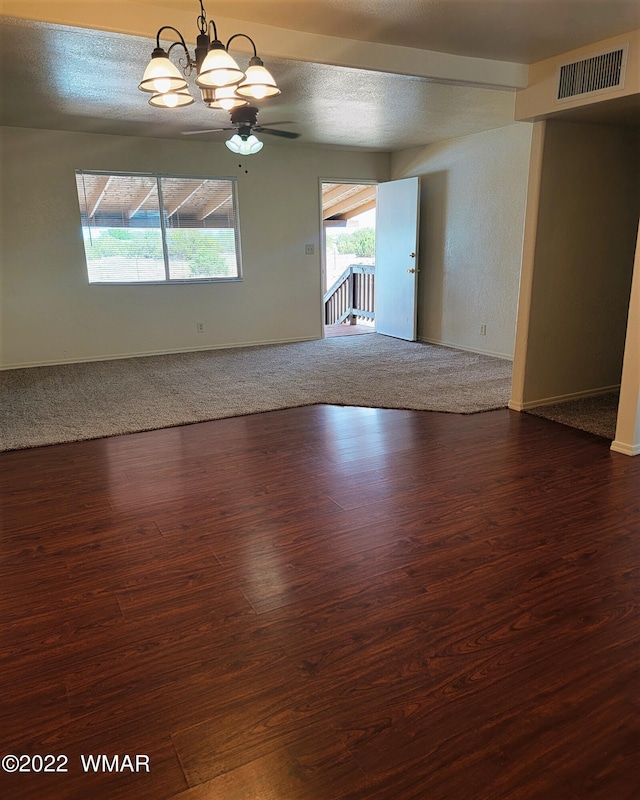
left=610, top=440, right=640, bottom=456
left=513, top=384, right=620, bottom=411
left=418, top=336, right=513, bottom=361
left=0, top=336, right=320, bottom=371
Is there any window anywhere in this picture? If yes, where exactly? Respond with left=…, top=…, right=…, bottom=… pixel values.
left=75, top=171, right=242, bottom=283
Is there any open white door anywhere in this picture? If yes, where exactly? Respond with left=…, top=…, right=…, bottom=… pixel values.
left=375, top=177, right=420, bottom=340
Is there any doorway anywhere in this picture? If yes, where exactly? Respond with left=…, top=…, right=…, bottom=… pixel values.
left=512, top=120, right=640, bottom=444
left=321, top=182, right=377, bottom=337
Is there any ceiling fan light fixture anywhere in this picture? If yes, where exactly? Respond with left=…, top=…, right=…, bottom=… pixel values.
left=225, top=134, right=243, bottom=153
left=245, top=134, right=264, bottom=154
left=149, top=89, right=195, bottom=108
left=235, top=57, right=281, bottom=99
left=226, top=133, right=263, bottom=155
left=139, top=48, right=189, bottom=94
left=196, top=41, right=244, bottom=88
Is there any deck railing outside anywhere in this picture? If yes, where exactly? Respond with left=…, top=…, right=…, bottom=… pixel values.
left=323, top=264, right=375, bottom=325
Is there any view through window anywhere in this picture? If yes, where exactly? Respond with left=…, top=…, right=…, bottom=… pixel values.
left=75, top=172, right=241, bottom=283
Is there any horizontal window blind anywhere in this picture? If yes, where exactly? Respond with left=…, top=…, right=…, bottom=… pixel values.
left=75, top=172, right=241, bottom=283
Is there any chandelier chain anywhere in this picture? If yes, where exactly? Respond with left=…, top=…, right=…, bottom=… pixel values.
left=197, top=0, right=207, bottom=35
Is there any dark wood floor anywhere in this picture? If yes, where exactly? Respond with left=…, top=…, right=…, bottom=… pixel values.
left=1, top=405, right=639, bottom=800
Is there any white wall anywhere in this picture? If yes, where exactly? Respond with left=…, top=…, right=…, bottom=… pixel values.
left=390, top=123, right=533, bottom=359
left=0, top=127, right=389, bottom=368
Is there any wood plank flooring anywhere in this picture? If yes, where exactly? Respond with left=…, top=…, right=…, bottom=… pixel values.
left=325, top=324, right=375, bottom=337
left=1, top=405, right=639, bottom=800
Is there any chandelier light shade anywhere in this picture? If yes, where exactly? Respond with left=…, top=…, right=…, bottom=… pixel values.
left=195, top=42, right=244, bottom=88
left=149, top=90, right=195, bottom=108
left=139, top=1, right=280, bottom=114
left=139, top=49, right=189, bottom=94
left=202, top=86, right=248, bottom=110
left=225, top=134, right=264, bottom=155
left=236, top=57, right=281, bottom=100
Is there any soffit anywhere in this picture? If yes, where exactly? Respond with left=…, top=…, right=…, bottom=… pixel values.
left=131, top=0, right=640, bottom=64
left=539, top=93, right=640, bottom=127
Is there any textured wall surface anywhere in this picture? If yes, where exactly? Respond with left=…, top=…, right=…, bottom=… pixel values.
left=0, top=127, right=388, bottom=368
left=390, top=123, right=533, bottom=359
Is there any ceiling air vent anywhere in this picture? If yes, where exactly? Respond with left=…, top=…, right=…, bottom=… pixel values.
left=557, top=44, right=627, bottom=102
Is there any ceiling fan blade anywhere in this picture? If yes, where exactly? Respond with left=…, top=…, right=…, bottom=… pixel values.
left=180, top=128, right=232, bottom=135
left=258, top=128, right=301, bottom=139
left=255, top=120, right=295, bottom=127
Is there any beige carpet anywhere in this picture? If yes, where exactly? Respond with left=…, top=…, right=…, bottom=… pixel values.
left=525, top=391, right=619, bottom=441
left=0, top=335, right=512, bottom=451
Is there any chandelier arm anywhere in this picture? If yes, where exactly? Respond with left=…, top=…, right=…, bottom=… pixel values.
left=155, top=25, right=189, bottom=51
left=226, top=33, right=258, bottom=57
left=142, top=2, right=280, bottom=116
left=168, top=40, right=196, bottom=74
left=208, top=19, right=219, bottom=42
left=150, top=27, right=196, bottom=76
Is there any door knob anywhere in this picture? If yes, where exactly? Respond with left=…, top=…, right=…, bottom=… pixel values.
left=409, top=252, right=416, bottom=258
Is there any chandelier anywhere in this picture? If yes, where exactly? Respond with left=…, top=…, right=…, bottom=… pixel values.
left=139, top=0, right=280, bottom=150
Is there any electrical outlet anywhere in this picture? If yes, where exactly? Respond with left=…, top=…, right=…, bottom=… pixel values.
left=305, top=244, right=315, bottom=255
left=196, top=322, right=205, bottom=333
left=480, top=324, right=487, bottom=336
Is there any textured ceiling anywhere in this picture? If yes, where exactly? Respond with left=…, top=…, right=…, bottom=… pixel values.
left=0, top=18, right=517, bottom=150
left=1, top=0, right=639, bottom=151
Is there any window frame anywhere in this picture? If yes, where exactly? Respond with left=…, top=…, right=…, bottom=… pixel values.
left=75, top=170, right=243, bottom=286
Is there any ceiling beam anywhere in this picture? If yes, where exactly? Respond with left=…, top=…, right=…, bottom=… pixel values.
left=127, top=185, right=156, bottom=219
left=322, top=184, right=361, bottom=206
left=200, top=195, right=232, bottom=221
left=165, top=181, right=207, bottom=218
left=88, top=175, right=112, bottom=218
left=324, top=186, right=376, bottom=219
left=336, top=198, right=377, bottom=221
left=3, top=1, right=528, bottom=89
